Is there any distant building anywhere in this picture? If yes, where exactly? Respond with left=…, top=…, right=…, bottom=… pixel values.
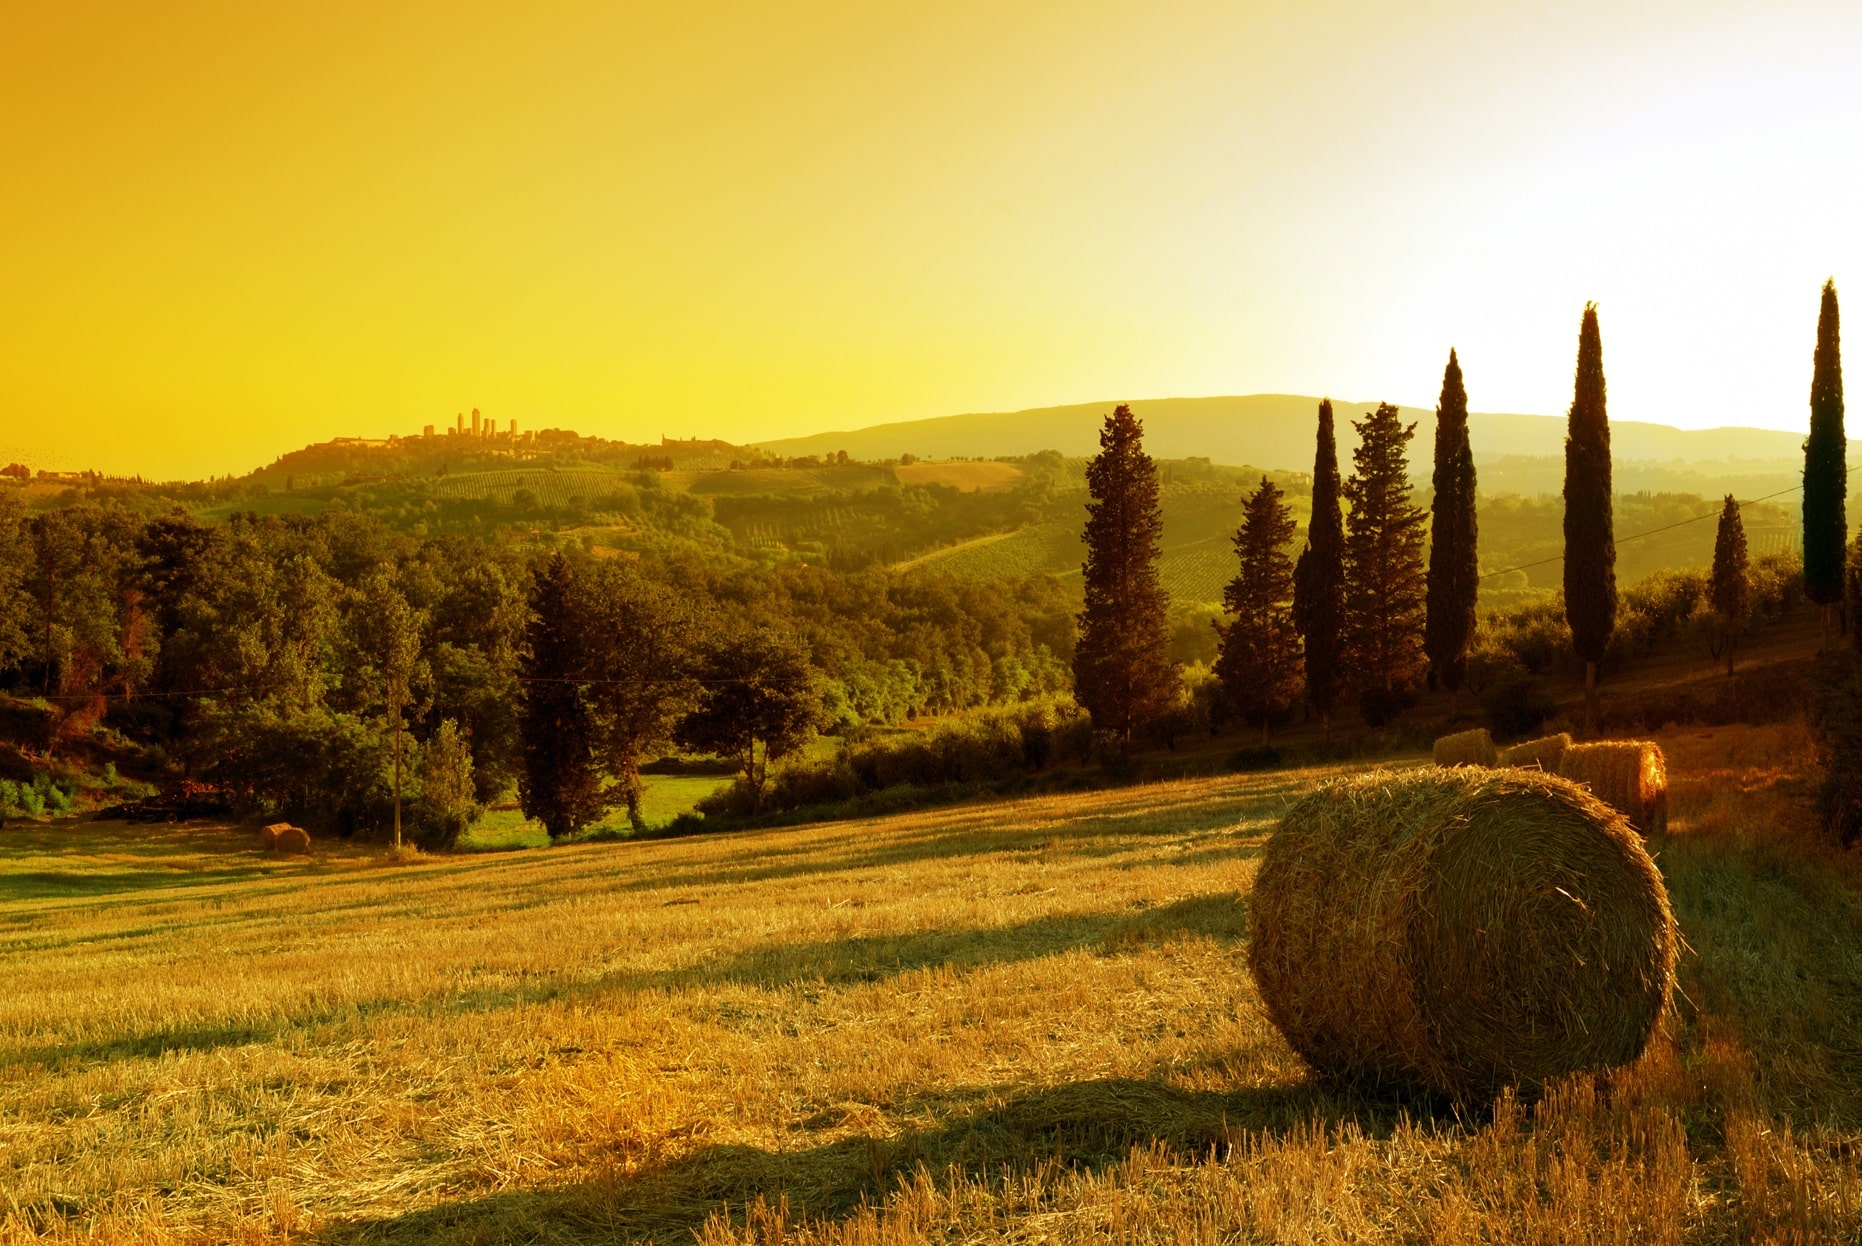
left=423, top=424, right=435, bottom=437
left=472, top=408, right=482, bottom=436
left=455, top=412, right=465, bottom=435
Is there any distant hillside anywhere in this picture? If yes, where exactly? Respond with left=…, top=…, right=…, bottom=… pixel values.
left=754, top=395, right=1839, bottom=481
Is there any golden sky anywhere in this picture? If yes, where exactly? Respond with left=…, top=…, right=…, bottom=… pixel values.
left=4, top=1, right=1860, bottom=478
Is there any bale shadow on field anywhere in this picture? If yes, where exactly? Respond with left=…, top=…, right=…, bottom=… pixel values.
left=320, top=1072, right=1442, bottom=1245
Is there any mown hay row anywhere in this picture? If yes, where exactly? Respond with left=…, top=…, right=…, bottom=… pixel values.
left=1248, top=767, right=1676, bottom=1100
left=1501, top=732, right=1573, bottom=772
left=1559, top=740, right=1668, bottom=835
left=1433, top=727, right=1498, bottom=768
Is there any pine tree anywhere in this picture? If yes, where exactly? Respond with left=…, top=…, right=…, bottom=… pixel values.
left=1342, top=403, right=1429, bottom=724
left=1292, top=400, right=1346, bottom=734
left=1804, top=279, right=1848, bottom=642
left=1564, top=303, right=1617, bottom=725
left=1073, top=404, right=1178, bottom=740
left=1215, top=477, right=1302, bottom=744
left=1424, top=348, right=1479, bottom=701
left=1710, top=495, right=1749, bottom=677
left=518, top=553, right=605, bottom=838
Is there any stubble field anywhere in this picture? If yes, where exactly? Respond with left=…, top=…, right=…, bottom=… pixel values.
left=2, top=724, right=1860, bottom=1243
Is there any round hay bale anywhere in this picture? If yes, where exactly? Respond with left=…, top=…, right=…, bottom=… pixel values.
left=1558, top=740, right=1668, bottom=835
left=1248, top=767, right=1676, bottom=1099
left=1500, top=732, right=1573, bottom=772
left=260, top=822, right=290, bottom=849
left=1432, top=727, right=1498, bottom=768
left=268, top=824, right=311, bottom=856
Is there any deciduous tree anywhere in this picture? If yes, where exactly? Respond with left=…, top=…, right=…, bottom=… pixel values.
left=1215, top=477, right=1302, bottom=743
left=359, top=574, right=427, bottom=850
left=518, top=553, right=605, bottom=839
left=1564, top=304, right=1617, bottom=726
left=1072, top=404, right=1177, bottom=740
left=678, top=626, right=826, bottom=810
left=578, top=560, right=701, bottom=832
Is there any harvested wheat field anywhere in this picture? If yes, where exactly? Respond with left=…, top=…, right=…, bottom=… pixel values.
left=3, top=724, right=1862, bottom=1244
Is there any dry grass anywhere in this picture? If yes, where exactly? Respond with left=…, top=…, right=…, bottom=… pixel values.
left=1431, top=728, right=1498, bottom=768
left=0, top=726, right=1859, bottom=1243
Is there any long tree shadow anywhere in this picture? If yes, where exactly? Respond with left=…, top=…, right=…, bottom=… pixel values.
left=4, top=892, right=1248, bottom=1073
left=321, top=1073, right=1445, bottom=1244
left=612, top=786, right=1287, bottom=897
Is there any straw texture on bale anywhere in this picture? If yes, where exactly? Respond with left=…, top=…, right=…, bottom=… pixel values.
left=1558, top=741, right=1668, bottom=835
left=1432, top=727, right=1498, bottom=768
left=1501, top=732, right=1573, bottom=772
left=266, top=824, right=311, bottom=855
left=1249, top=767, right=1676, bottom=1099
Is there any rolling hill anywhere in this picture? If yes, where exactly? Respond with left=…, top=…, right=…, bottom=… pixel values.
left=755, top=394, right=1843, bottom=481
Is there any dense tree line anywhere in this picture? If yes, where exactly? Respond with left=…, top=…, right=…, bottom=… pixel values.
left=0, top=500, right=1076, bottom=838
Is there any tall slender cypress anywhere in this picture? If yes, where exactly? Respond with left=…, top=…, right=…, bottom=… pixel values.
left=1292, top=400, right=1346, bottom=734
left=1424, top=349, right=1479, bottom=700
left=1073, top=404, right=1177, bottom=740
left=1710, top=495, right=1749, bottom=677
left=1564, top=303, right=1616, bottom=724
left=1804, top=279, right=1847, bottom=641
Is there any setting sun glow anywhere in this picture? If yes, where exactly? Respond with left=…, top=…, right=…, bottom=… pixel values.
left=4, top=1, right=1861, bottom=477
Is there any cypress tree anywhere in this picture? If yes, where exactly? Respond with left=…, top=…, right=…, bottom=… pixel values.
left=518, top=553, right=605, bottom=838
left=1564, top=303, right=1617, bottom=725
left=1292, top=400, right=1346, bottom=735
left=1710, top=495, right=1749, bottom=677
left=1424, top=348, right=1479, bottom=702
left=1342, top=402, right=1429, bottom=724
left=1215, top=476, right=1303, bottom=744
left=1804, top=279, right=1848, bottom=642
left=1073, top=404, right=1178, bottom=740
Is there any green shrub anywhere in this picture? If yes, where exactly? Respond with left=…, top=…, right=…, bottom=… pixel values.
left=0, top=773, right=74, bottom=819
left=1484, top=676, right=1556, bottom=740
left=701, top=699, right=1088, bottom=821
